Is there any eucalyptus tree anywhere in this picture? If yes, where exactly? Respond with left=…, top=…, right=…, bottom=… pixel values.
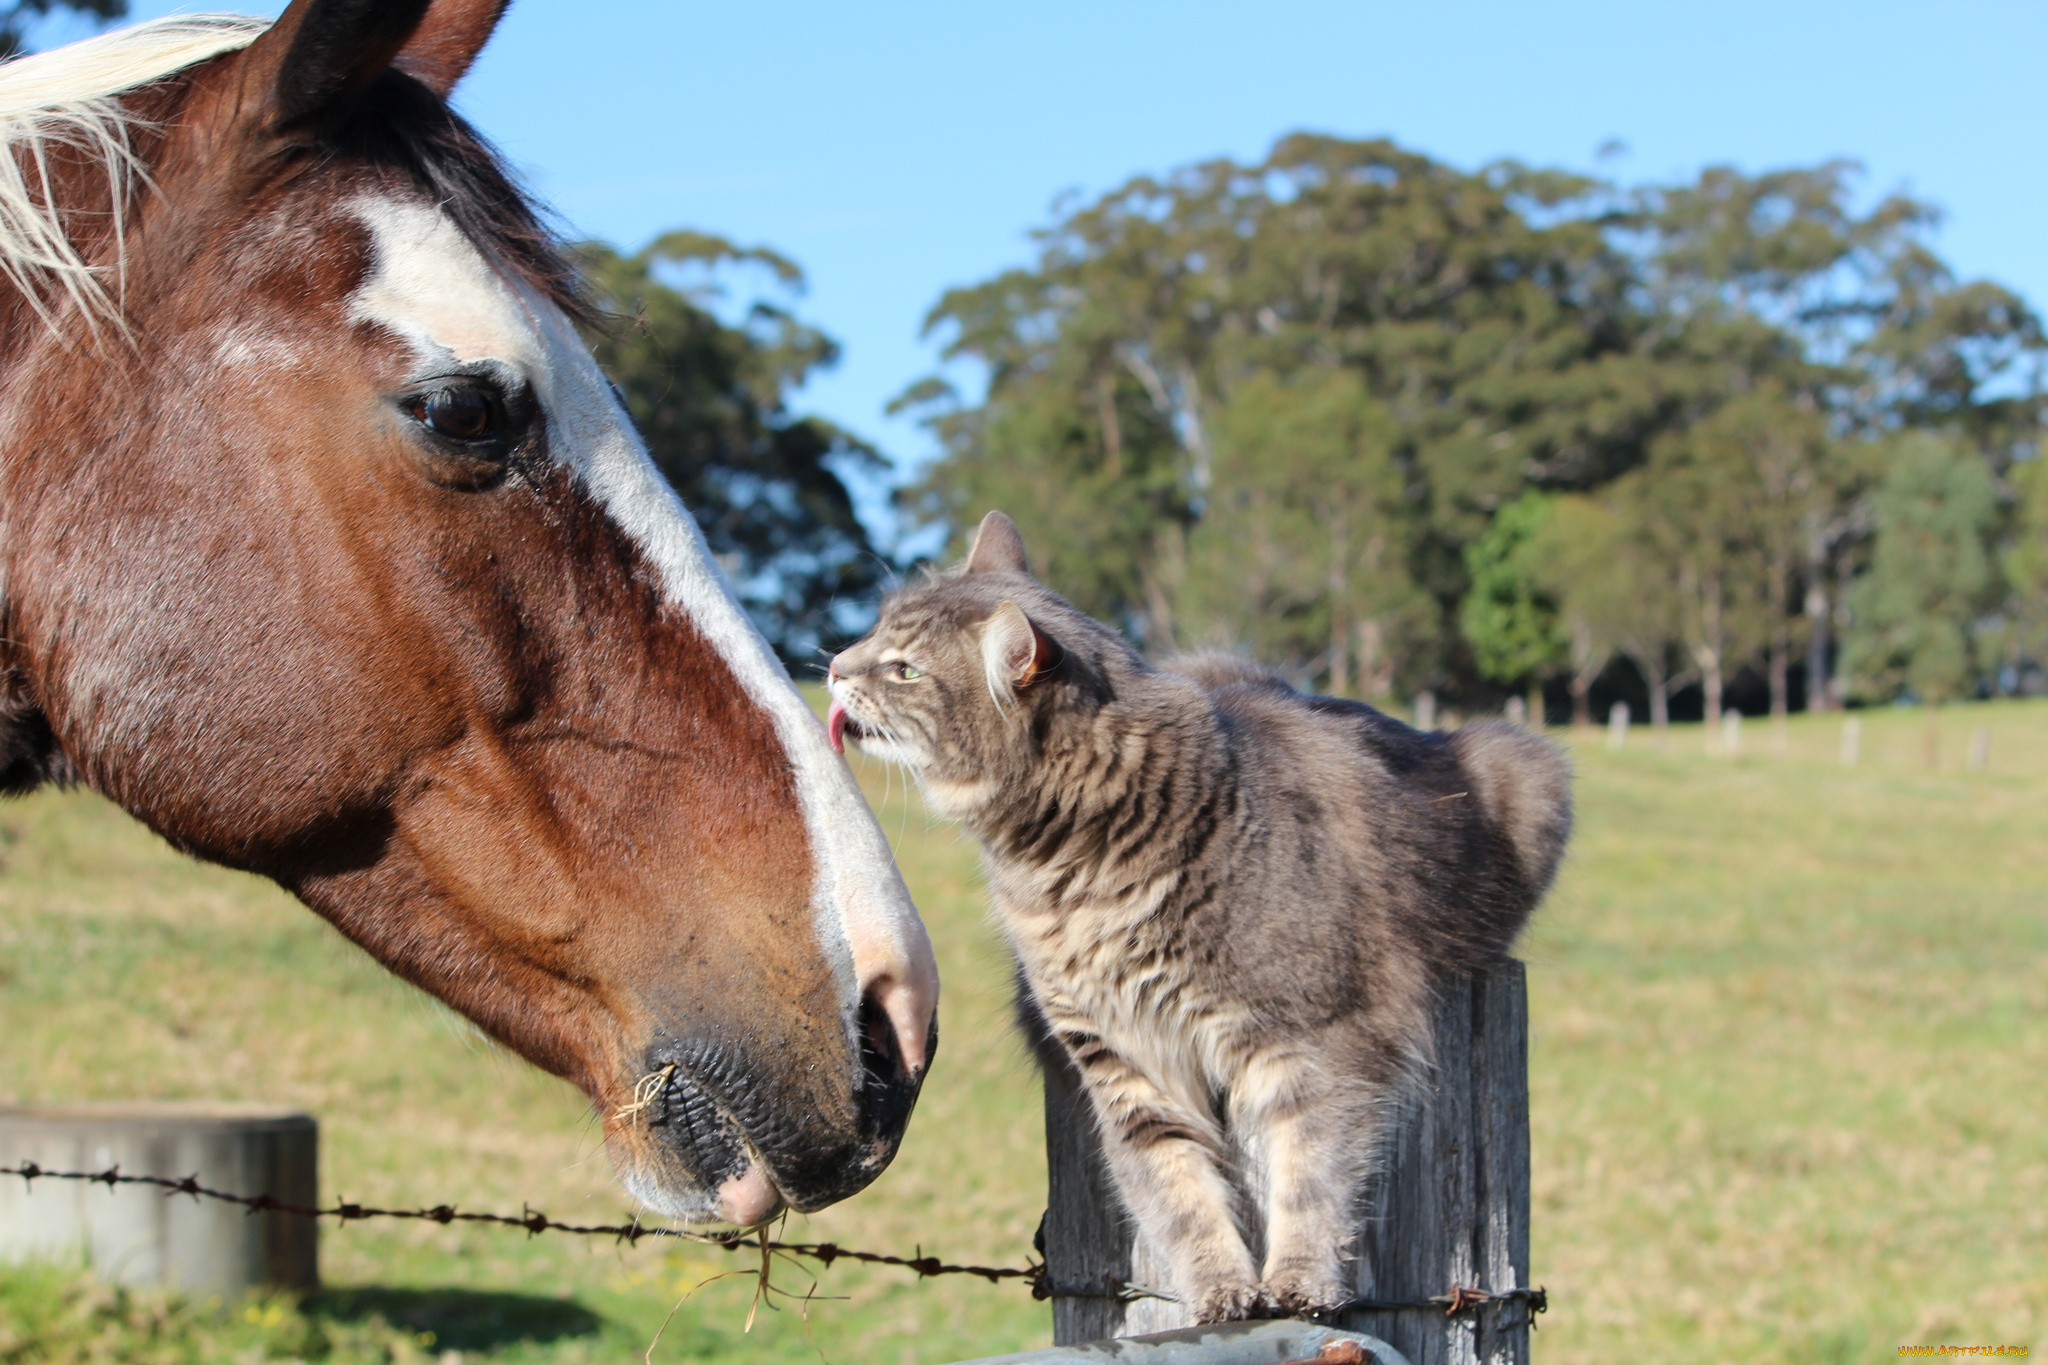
left=903, top=134, right=1653, bottom=692
left=1, top=0, right=124, bottom=57
left=1640, top=163, right=2043, bottom=709
left=1845, top=433, right=1998, bottom=703
left=1539, top=495, right=1692, bottom=738
left=1186, top=369, right=1420, bottom=693
left=1684, top=384, right=1835, bottom=723
left=1615, top=429, right=1767, bottom=735
left=1460, top=493, right=1568, bottom=721
left=906, top=141, right=2043, bottom=707
left=2000, top=446, right=2048, bottom=687
left=578, top=234, right=884, bottom=663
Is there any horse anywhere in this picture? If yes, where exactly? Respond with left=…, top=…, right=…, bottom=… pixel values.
left=0, top=0, right=937, bottom=1229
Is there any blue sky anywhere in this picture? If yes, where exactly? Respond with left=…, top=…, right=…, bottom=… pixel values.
left=59, top=2, right=2048, bottom=540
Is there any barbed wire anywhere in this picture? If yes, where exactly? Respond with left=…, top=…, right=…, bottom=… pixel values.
left=0, top=1160, right=1543, bottom=1320
left=1347, top=1285, right=1549, bottom=1319
left=0, top=1160, right=1043, bottom=1286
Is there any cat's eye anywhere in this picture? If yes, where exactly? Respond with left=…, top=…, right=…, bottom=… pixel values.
left=895, top=662, right=924, bottom=681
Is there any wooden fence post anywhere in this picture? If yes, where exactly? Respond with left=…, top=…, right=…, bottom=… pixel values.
left=1040, top=960, right=1533, bottom=1364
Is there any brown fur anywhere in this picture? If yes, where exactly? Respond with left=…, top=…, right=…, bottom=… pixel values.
left=830, top=512, right=1571, bottom=1319
left=0, top=1, right=926, bottom=1222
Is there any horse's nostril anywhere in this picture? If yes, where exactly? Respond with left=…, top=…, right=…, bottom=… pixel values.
left=855, top=987, right=924, bottom=1152
left=858, top=988, right=907, bottom=1085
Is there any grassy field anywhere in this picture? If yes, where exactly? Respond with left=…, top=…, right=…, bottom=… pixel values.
left=0, top=697, right=2042, bottom=1362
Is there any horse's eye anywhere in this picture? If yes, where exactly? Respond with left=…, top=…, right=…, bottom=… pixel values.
left=407, top=385, right=501, bottom=445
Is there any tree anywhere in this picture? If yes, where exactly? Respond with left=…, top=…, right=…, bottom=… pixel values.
left=1183, top=370, right=1426, bottom=694
left=1640, top=162, right=2041, bottom=716
left=903, top=135, right=1654, bottom=688
left=1, top=0, right=124, bottom=59
left=578, top=234, right=884, bottom=663
left=1620, top=421, right=1768, bottom=740
left=903, top=140, right=2043, bottom=711
left=1533, top=494, right=1692, bottom=740
left=1845, top=433, right=1997, bottom=717
left=1999, top=443, right=2048, bottom=687
left=1528, top=496, right=1632, bottom=730
left=1637, top=161, right=2041, bottom=449
left=1460, top=494, right=1567, bottom=719
left=1687, top=384, right=1834, bottom=726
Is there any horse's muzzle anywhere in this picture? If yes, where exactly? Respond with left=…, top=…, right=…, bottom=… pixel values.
left=627, top=989, right=934, bottom=1220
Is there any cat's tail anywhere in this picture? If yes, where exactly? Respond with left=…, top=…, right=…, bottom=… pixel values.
left=1449, top=722, right=1574, bottom=902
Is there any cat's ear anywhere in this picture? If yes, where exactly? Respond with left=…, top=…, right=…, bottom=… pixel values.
left=965, top=511, right=1031, bottom=577
left=982, top=601, right=1057, bottom=691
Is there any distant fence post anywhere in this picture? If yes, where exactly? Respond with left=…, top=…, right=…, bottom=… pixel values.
left=1041, top=960, right=1533, bottom=1364
left=0, top=1103, right=318, bottom=1293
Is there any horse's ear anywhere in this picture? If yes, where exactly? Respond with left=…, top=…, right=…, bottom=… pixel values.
left=396, top=0, right=512, bottom=97
left=964, top=511, right=1031, bottom=577
left=240, top=0, right=436, bottom=136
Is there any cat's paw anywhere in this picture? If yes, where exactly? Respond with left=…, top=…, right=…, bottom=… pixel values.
left=1262, top=1261, right=1351, bottom=1319
left=1188, top=1278, right=1264, bottom=1323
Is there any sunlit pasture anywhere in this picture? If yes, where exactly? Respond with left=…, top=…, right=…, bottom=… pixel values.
left=0, top=697, right=2041, bottom=1362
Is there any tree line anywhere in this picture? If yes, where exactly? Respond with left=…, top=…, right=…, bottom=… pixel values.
left=575, top=236, right=884, bottom=665
left=24, top=8, right=2046, bottom=712
left=888, top=135, right=2045, bottom=731
left=1, top=0, right=124, bottom=59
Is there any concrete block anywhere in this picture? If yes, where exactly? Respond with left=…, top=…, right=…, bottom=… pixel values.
left=0, top=1102, right=318, bottom=1293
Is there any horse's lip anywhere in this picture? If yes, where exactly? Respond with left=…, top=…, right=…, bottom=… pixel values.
left=634, top=1056, right=752, bottom=1193
left=639, top=1014, right=922, bottom=1213
left=716, top=1159, right=786, bottom=1226
left=639, top=1055, right=834, bottom=1210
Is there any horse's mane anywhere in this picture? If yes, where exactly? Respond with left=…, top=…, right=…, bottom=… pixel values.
left=0, top=15, right=263, bottom=331
left=0, top=13, right=584, bottom=337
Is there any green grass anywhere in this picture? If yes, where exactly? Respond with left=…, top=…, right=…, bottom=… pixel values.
left=1, top=697, right=2042, bottom=1361
left=1527, top=700, right=2047, bottom=1362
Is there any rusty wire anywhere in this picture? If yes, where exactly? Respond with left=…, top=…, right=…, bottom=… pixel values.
left=0, top=1160, right=1543, bottom=1319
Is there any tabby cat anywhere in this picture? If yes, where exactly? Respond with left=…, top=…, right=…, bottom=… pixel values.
left=825, top=511, right=1571, bottom=1322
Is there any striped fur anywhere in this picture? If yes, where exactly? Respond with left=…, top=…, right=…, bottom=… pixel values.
left=829, top=512, right=1572, bottom=1321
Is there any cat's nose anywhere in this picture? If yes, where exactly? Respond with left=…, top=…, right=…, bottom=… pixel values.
left=827, top=653, right=847, bottom=683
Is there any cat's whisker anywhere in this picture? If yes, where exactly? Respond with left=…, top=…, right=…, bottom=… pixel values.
left=896, top=770, right=912, bottom=848
left=884, top=752, right=900, bottom=834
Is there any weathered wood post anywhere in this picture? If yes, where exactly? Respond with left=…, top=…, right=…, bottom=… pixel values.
left=0, top=1103, right=319, bottom=1293
left=1041, top=960, right=1533, bottom=1364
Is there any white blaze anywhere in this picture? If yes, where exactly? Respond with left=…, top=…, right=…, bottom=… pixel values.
left=347, top=196, right=937, bottom=1073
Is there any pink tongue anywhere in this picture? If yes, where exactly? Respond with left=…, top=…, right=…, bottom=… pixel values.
left=827, top=701, right=848, bottom=754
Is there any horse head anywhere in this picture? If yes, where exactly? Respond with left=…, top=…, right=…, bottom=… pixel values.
left=0, top=0, right=937, bottom=1225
